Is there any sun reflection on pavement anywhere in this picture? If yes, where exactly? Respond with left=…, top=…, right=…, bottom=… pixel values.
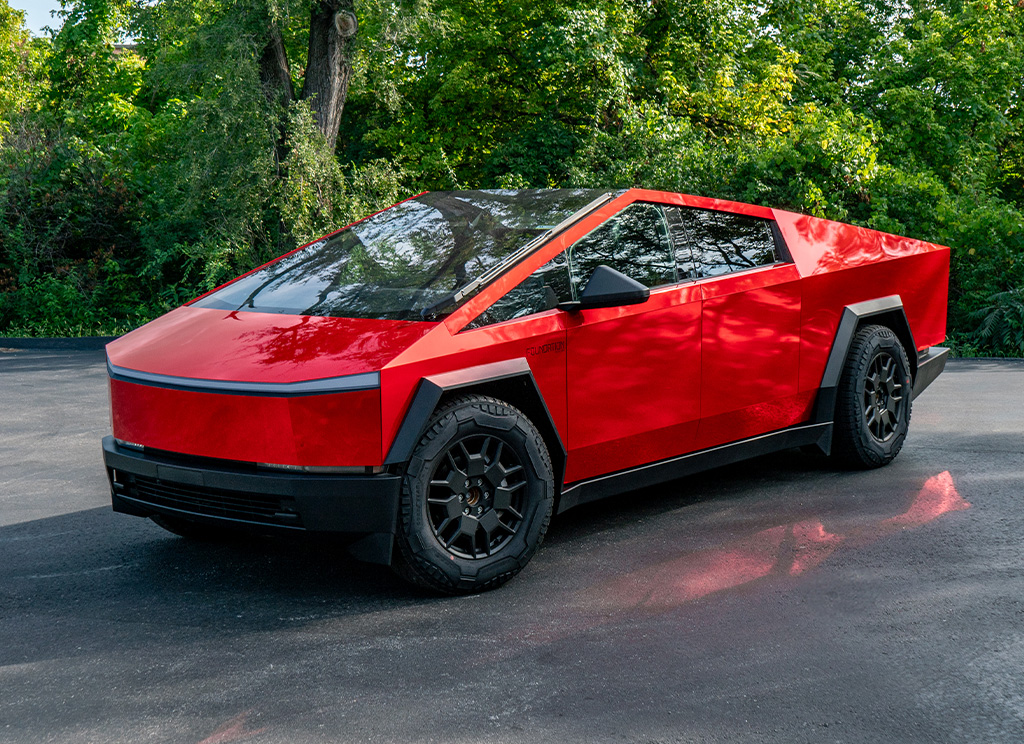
left=590, top=470, right=969, bottom=613
left=880, top=470, right=967, bottom=529
left=196, top=711, right=267, bottom=744
left=491, top=471, right=969, bottom=655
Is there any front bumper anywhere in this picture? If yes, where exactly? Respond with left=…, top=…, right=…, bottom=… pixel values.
left=102, top=436, right=401, bottom=564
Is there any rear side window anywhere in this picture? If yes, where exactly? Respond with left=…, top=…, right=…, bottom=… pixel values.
left=673, top=208, right=778, bottom=277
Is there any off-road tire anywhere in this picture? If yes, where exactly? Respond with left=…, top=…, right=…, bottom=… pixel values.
left=833, top=324, right=913, bottom=468
left=391, top=394, right=554, bottom=594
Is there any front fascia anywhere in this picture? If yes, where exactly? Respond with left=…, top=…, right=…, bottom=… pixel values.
left=105, top=307, right=436, bottom=384
left=109, top=376, right=384, bottom=467
left=103, top=437, right=402, bottom=564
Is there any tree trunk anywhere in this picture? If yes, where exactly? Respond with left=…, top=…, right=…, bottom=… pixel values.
left=258, top=22, right=295, bottom=110
left=301, top=0, right=358, bottom=151
left=259, top=20, right=297, bottom=185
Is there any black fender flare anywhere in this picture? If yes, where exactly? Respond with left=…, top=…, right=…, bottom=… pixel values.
left=383, top=358, right=568, bottom=490
left=811, top=295, right=917, bottom=439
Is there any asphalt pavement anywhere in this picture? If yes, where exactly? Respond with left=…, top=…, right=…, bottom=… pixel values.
left=1, top=348, right=1023, bottom=744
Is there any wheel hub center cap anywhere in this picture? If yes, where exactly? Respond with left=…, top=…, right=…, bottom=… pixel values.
left=466, top=486, right=482, bottom=506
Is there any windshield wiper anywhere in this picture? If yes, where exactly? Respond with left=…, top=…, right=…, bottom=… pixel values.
left=420, top=293, right=458, bottom=321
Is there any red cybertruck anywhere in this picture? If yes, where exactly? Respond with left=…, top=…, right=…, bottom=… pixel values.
left=102, top=189, right=949, bottom=593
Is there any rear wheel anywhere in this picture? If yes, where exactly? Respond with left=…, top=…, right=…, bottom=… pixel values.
left=833, top=324, right=913, bottom=468
left=392, top=394, right=554, bottom=594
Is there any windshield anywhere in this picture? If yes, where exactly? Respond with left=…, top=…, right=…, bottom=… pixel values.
left=191, top=189, right=612, bottom=321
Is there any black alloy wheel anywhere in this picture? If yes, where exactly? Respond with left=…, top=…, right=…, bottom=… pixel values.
left=862, top=351, right=906, bottom=443
left=833, top=324, right=913, bottom=468
left=393, top=394, right=554, bottom=594
left=426, top=434, right=528, bottom=559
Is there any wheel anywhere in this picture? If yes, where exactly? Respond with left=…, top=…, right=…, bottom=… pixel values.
left=392, top=394, right=554, bottom=594
left=832, top=324, right=913, bottom=468
left=151, top=514, right=230, bottom=541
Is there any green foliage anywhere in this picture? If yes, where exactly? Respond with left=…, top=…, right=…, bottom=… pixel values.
left=0, top=0, right=48, bottom=142
left=48, top=0, right=141, bottom=126
left=344, top=0, right=640, bottom=189
left=280, top=100, right=408, bottom=245
left=0, top=268, right=152, bottom=336
left=0, top=0, right=1021, bottom=355
left=966, top=289, right=1024, bottom=356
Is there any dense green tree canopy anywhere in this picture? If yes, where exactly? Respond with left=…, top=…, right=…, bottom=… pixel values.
left=0, top=0, right=1021, bottom=353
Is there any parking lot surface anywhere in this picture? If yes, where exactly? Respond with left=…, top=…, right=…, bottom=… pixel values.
left=1, top=348, right=1023, bottom=743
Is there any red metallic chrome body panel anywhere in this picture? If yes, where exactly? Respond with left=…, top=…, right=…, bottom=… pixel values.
left=105, top=187, right=950, bottom=485
left=696, top=263, right=808, bottom=450
left=773, top=208, right=950, bottom=394
left=563, top=283, right=702, bottom=483
left=110, top=379, right=383, bottom=466
left=772, top=209, right=941, bottom=277
left=106, top=307, right=434, bottom=383
left=796, top=251, right=949, bottom=392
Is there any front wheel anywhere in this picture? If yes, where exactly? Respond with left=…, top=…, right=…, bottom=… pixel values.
left=832, top=324, right=913, bottom=468
left=392, top=394, right=554, bottom=594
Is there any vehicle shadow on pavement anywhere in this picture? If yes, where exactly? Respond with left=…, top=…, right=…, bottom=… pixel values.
left=0, top=506, right=421, bottom=664
left=549, top=448, right=836, bottom=541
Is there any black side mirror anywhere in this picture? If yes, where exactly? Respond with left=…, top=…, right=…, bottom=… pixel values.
left=559, top=265, right=650, bottom=311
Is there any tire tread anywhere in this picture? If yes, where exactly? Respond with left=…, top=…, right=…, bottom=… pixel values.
left=392, top=394, right=552, bottom=594
left=832, top=324, right=912, bottom=469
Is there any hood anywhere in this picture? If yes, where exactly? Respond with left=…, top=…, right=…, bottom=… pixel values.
left=106, top=306, right=437, bottom=384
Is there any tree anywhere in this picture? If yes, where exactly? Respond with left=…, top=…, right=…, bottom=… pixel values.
left=1, top=0, right=1021, bottom=353
left=260, top=0, right=359, bottom=150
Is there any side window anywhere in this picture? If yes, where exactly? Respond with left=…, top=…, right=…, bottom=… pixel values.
left=566, top=202, right=676, bottom=298
left=465, top=252, right=571, bottom=328
left=678, top=208, right=778, bottom=277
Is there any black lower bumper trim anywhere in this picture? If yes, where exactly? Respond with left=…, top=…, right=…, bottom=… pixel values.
left=102, top=436, right=401, bottom=564
left=557, top=422, right=833, bottom=513
left=913, top=346, right=948, bottom=400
